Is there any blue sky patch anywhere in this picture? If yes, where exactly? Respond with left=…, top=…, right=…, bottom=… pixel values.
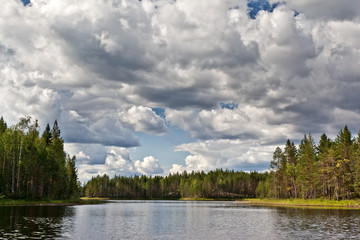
left=152, top=107, right=166, bottom=119
left=21, top=0, right=31, bottom=6
left=220, top=102, right=239, bottom=110
left=247, top=0, right=279, bottom=19
left=132, top=128, right=192, bottom=168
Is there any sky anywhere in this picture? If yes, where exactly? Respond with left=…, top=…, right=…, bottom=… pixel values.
left=1, top=0, right=360, bottom=182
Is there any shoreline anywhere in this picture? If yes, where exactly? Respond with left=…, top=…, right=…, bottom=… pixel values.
left=0, top=197, right=109, bottom=206
left=239, top=198, right=360, bottom=209
left=0, top=197, right=242, bottom=206
left=3, top=197, right=360, bottom=209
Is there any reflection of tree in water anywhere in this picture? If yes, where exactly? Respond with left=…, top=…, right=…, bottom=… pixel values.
left=273, top=207, right=360, bottom=239
left=0, top=206, right=74, bottom=239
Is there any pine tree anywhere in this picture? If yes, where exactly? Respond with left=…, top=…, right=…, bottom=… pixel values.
left=41, top=123, right=52, bottom=146
left=0, top=117, right=7, bottom=134
left=48, top=120, right=67, bottom=199
left=285, top=139, right=298, bottom=198
left=297, top=134, right=317, bottom=199
left=66, top=155, right=79, bottom=198
left=51, top=120, right=61, bottom=140
left=317, top=133, right=333, bottom=198
left=353, top=131, right=360, bottom=197
left=334, top=126, right=354, bottom=199
left=270, top=147, right=283, bottom=199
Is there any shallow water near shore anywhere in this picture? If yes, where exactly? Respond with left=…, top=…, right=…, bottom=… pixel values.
left=1, top=200, right=360, bottom=239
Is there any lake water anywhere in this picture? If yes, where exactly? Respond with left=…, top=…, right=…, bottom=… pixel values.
left=1, top=200, right=360, bottom=239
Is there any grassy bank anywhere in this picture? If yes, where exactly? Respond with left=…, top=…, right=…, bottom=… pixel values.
left=0, top=197, right=109, bottom=206
left=241, top=198, right=360, bottom=209
left=179, top=197, right=244, bottom=201
left=179, top=197, right=216, bottom=201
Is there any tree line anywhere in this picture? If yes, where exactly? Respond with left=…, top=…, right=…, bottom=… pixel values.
left=85, top=125, right=360, bottom=201
left=0, top=116, right=79, bottom=199
left=84, top=170, right=267, bottom=199
left=2, top=114, right=359, bottom=201
left=258, top=125, right=360, bottom=200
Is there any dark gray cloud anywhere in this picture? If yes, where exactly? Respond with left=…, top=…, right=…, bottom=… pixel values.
left=60, top=111, right=139, bottom=147
left=136, top=86, right=220, bottom=109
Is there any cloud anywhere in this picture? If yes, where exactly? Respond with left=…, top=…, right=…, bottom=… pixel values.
left=118, top=106, right=167, bottom=135
left=327, top=21, right=360, bottom=49
left=166, top=107, right=254, bottom=140
left=173, top=139, right=275, bottom=173
left=1, top=0, right=359, bottom=117
left=65, top=143, right=164, bottom=182
left=0, top=81, right=61, bottom=127
left=134, top=156, right=164, bottom=175
left=166, top=106, right=299, bottom=143
left=60, top=110, right=139, bottom=147
left=275, top=0, right=360, bottom=20
left=64, top=143, right=110, bottom=165
left=247, top=6, right=317, bottom=80
left=1, top=0, right=360, bottom=180
left=76, top=151, right=91, bottom=161
left=169, top=164, right=187, bottom=175
left=75, top=146, right=135, bottom=182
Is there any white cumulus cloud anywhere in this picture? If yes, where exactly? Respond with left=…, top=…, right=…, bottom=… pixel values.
left=135, top=156, right=164, bottom=175
left=166, top=105, right=298, bottom=142
left=119, top=106, right=167, bottom=135
left=174, top=139, right=275, bottom=173
left=65, top=144, right=165, bottom=182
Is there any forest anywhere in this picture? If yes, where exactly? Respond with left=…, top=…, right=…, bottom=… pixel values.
left=84, top=125, right=360, bottom=201
left=84, top=170, right=266, bottom=199
left=258, top=125, right=360, bottom=200
left=0, top=116, right=79, bottom=200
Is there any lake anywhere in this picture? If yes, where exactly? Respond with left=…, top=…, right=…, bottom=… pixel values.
left=1, top=200, right=360, bottom=239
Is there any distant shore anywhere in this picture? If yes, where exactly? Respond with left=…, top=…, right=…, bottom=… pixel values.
left=239, top=198, right=360, bottom=209
left=0, top=197, right=109, bottom=206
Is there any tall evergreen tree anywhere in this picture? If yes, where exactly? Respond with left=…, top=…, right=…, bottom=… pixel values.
left=270, top=147, right=283, bottom=198
left=297, top=134, right=317, bottom=199
left=353, top=131, right=360, bottom=196
left=0, top=117, right=7, bottom=134
left=335, top=126, right=354, bottom=199
left=51, top=120, right=61, bottom=140
left=41, top=123, right=52, bottom=146
left=47, top=120, right=67, bottom=198
left=317, top=133, right=333, bottom=198
left=285, top=139, right=298, bottom=198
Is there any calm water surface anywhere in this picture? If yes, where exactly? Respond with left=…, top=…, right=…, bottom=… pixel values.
left=1, top=200, right=360, bottom=239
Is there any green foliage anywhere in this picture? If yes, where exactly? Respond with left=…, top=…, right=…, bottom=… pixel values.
left=0, top=116, right=79, bottom=200
left=256, top=179, right=269, bottom=198
left=41, top=123, right=52, bottom=146
left=268, top=126, right=360, bottom=201
left=83, top=169, right=267, bottom=199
